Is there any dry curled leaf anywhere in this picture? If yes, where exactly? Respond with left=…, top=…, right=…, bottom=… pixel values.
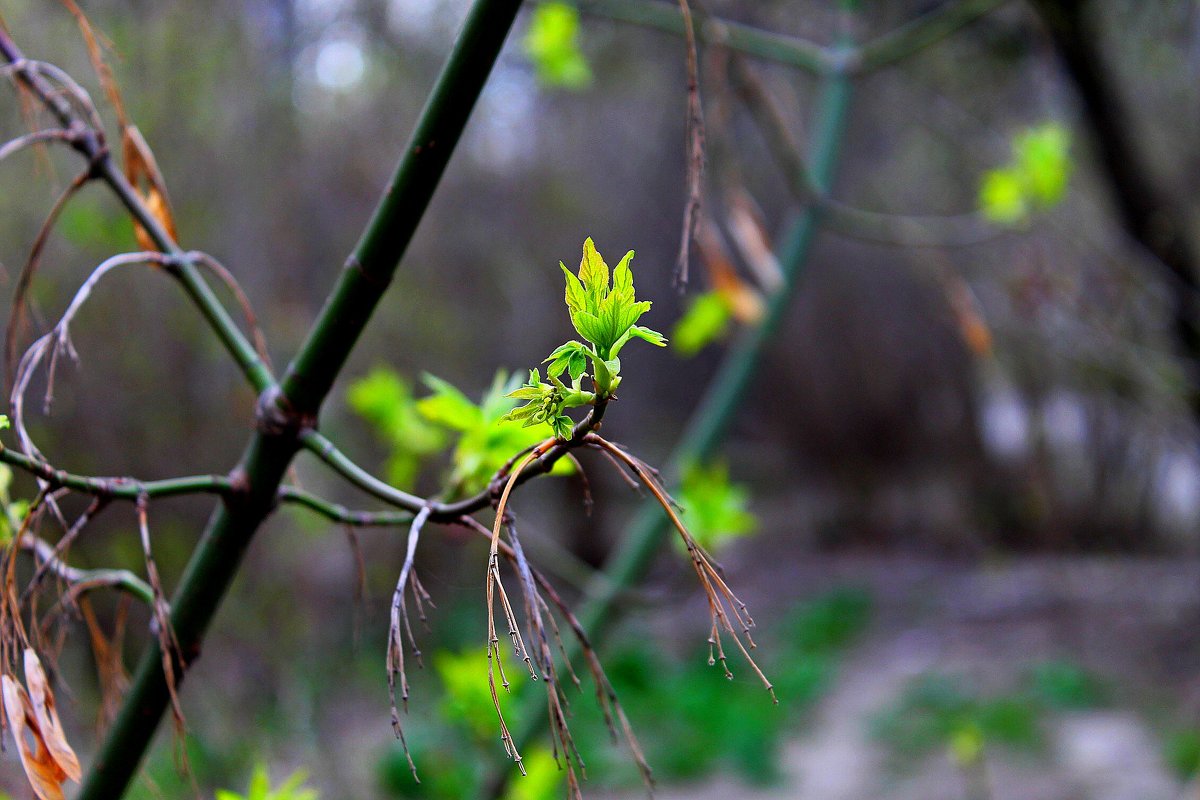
left=23, top=648, right=82, bottom=783
left=2, top=671, right=69, bottom=800
left=697, top=219, right=765, bottom=324
left=81, top=595, right=130, bottom=734
left=122, top=125, right=177, bottom=250
left=946, top=276, right=993, bottom=357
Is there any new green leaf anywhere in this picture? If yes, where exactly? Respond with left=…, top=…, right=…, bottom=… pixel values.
left=523, top=2, right=592, bottom=90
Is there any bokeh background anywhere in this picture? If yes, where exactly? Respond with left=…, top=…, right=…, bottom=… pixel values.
left=1, top=0, right=1199, bottom=798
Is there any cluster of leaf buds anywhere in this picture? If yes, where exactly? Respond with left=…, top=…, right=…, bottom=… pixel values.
left=504, top=238, right=666, bottom=440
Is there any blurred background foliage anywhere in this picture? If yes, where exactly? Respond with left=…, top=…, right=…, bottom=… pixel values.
left=1, top=0, right=1200, bottom=798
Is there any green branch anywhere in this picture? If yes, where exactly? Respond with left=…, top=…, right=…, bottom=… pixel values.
left=0, top=37, right=275, bottom=393
left=0, top=443, right=230, bottom=499
left=19, top=534, right=155, bottom=606
left=68, top=1, right=526, bottom=797
left=555, top=0, right=1008, bottom=77
left=856, top=0, right=1010, bottom=74
left=277, top=485, right=415, bottom=528
left=555, top=0, right=838, bottom=74
left=299, top=430, right=427, bottom=513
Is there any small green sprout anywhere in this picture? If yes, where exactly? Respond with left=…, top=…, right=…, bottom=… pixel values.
left=215, top=764, right=318, bottom=800
left=500, top=368, right=594, bottom=441
left=506, top=238, right=666, bottom=438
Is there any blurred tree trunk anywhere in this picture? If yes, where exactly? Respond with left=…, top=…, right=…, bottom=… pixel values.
left=1029, top=0, right=1200, bottom=417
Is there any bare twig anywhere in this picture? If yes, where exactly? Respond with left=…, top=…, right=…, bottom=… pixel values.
left=22, top=495, right=110, bottom=604
left=387, top=505, right=431, bottom=782
left=0, top=128, right=72, bottom=163
left=505, top=519, right=585, bottom=799
left=134, top=496, right=187, bottom=743
left=185, top=252, right=273, bottom=370
left=5, top=168, right=93, bottom=384
left=486, top=443, right=557, bottom=776
left=587, top=433, right=775, bottom=701
left=18, top=533, right=152, bottom=607
left=674, top=0, right=706, bottom=290
left=11, top=251, right=168, bottom=463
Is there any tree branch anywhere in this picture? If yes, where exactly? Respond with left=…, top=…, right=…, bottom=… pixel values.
left=0, top=443, right=231, bottom=500
left=19, top=533, right=154, bottom=607
left=276, top=485, right=414, bottom=527
left=0, top=36, right=276, bottom=394
left=299, top=397, right=608, bottom=521
left=856, top=0, right=1010, bottom=74
left=64, top=1, right=525, bottom=795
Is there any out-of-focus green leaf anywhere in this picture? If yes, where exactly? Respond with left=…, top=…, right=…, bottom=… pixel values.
left=1015, top=123, right=1071, bottom=206
left=872, top=673, right=1044, bottom=768
left=416, top=374, right=483, bottom=431
left=1164, top=730, right=1200, bottom=779
left=676, top=460, right=755, bottom=551
left=436, top=648, right=528, bottom=741
left=216, top=764, right=318, bottom=800
left=978, top=122, right=1071, bottom=226
left=1026, top=660, right=1107, bottom=710
left=0, top=463, right=28, bottom=546
left=524, top=3, right=591, bottom=89
left=419, top=371, right=573, bottom=495
left=979, top=169, right=1027, bottom=225
left=672, top=291, right=732, bottom=356
left=501, top=747, right=562, bottom=800
left=347, top=369, right=447, bottom=489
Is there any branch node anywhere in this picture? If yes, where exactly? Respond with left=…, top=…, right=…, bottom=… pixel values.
left=255, top=385, right=315, bottom=438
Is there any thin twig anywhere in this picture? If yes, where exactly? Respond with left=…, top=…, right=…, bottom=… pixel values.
left=276, top=485, right=413, bottom=527
left=21, top=496, right=109, bottom=604
left=486, top=443, right=556, bottom=775
left=5, top=168, right=92, bottom=383
left=674, top=0, right=705, bottom=290
left=387, top=506, right=430, bottom=782
left=0, top=128, right=72, bottom=163
left=18, top=533, right=152, bottom=607
left=135, top=496, right=187, bottom=738
left=587, top=433, right=775, bottom=701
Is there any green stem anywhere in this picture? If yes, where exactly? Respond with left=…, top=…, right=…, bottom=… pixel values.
left=300, top=430, right=428, bottom=513
left=0, top=444, right=230, bottom=499
left=74, top=2, right=524, bottom=797
left=20, top=534, right=155, bottom=606
left=553, top=0, right=1007, bottom=77
left=856, top=0, right=1009, bottom=74
left=299, top=398, right=609, bottom=520
left=557, top=0, right=839, bottom=74
left=277, top=485, right=414, bottom=527
left=482, top=39, right=855, bottom=800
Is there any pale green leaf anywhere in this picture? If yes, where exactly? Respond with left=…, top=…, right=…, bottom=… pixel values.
left=1015, top=122, right=1071, bottom=206
left=672, top=291, right=730, bottom=355
left=979, top=169, right=1027, bottom=226
left=611, top=249, right=635, bottom=296
left=579, top=237, right=609, bottom=304
left=629, top=324, right=666, bottom=347
left=677, top=460, right=756, bottom=551
left=418, top=374, right=485, bottom=431
left=561, top=263, right=586, bottom=314
left=567, top=351, right=587, bottom=382
left=523, top=2, right=592, bottom=90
